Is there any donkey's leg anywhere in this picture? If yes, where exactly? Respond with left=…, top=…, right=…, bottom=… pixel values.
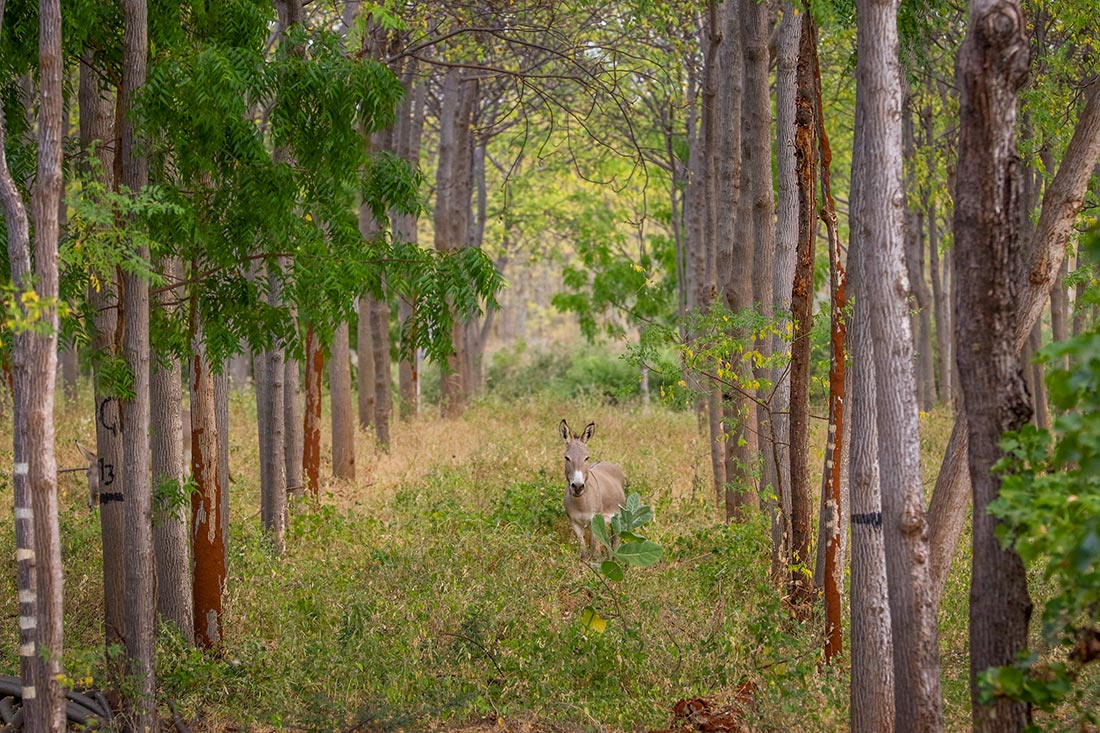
left=571, top=521, right=588, bottom=557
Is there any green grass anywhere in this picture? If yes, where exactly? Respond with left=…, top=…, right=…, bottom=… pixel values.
left=0, top=384, right=987, bottom=732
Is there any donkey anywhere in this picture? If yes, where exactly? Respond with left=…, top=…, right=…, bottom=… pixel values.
left=559, top=419, right=626, bottom=556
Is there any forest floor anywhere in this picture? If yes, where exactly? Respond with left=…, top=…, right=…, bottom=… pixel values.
left=2, top=386, right=981, bottom=732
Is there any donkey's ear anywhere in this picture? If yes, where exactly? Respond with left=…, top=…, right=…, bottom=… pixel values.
left=581, top=422, right=595, bottom=443
left=76, top=441, right=96, bottom=463
left=559, top=419, right=570, bottom=441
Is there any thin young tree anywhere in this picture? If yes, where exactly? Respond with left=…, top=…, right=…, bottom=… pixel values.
left=788, top=7, right=818, bottom=615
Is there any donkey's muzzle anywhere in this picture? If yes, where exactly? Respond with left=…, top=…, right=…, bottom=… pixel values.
left=570, top=484, right=585, bottom=498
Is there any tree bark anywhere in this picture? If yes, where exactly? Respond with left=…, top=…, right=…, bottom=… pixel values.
left=715, top=0, right=752, bottom=519
left=770, top=1, right=800, bottom=581
left=285, top=351, right=303, bottom=498
left=788, top=10, right=818, bottom=615
left=434, top=66, right=479, bottom=417
left=190, top=314, right=224, bottom=648
left=847, top=112, right=896, bottom=730
left=926, top=76, right=1100, bottom=606
left=150, top=256, right=193, bottom=643
left=119, top=0, right=157, bottom=726
left=954, top=2, right=1033, bottom=730
left=855, top=0, right=943, bottom=729
left=903, top=100, right=936, bottom=409
left=303, top=325, right=324, bottom=496
left=357, top=298, right=378, bottom=432
left=330, top=322, right=356, bottom=479
left=810, top=37, right=848, bottom=659
left=1, top=0, right=66, bottom=726
left=255, top=296, right=287, bottom=552
left=746, top=0, right=777, bottom=527
left=77, top=50, right=128, bottom=665
left=370, top=297, right=393, bottom=449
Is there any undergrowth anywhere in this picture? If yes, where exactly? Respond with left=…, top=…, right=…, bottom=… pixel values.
left=0, top=384, right=977, bottom=732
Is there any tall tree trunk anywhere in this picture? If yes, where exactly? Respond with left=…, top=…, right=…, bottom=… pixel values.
left=903, top=100, right=936, bottom=409
left=926, top=78, right=1100, bottom=607
left=954, top=2, right=1033, bottom=730
left=809, top=36, right=847, bottom=659
left=371, top=298, right=393, bottom=449
left=770, top=1, right=800, bottom=581
left=150, top=257, right=193, bottom=643
left=60, top=346, right=78, bottom=402
left=303, top=326, right=323, bottom=495
left=924, top=98, right=952, bottom=405
left=746, top=0, right=776, bottom=522
left=787, top=10, right=818, bottom=615
left=189, top=312, right=223, bottom=648
left=848, top=113, right=895, bottom=729
left=1, top=0, right=65, bottom=726
left=77, top=50, right=128, bottom=665
left=330, top=323, right=356, bottom=479
left=358, top=299, right=377, bottom=432
left=215, top=370, right=229, bottom=579
left=716, top=0, right=752, bottom=519
left=285, top=352, right=303, bottom=498
left=395, top=69, right=426, bottom=419
left=255, top=300, right=287, bottom=552
left=434, top=67, right=479, bottom=417
left=119, top=0, right=157, bottom=726
left=855, top=0, right=943, bottom=729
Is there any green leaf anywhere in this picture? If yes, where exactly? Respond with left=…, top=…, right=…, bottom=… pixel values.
left=590, top=513, right=611, bottom=549
left=579, top=606, right=606, bottom=633
left=599, top=561, right=624, bottom=582
left=614, top=540, right=663, bottom=568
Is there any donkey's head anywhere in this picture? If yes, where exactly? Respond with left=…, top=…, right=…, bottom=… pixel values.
left=559, top=419, right=596, bottom=498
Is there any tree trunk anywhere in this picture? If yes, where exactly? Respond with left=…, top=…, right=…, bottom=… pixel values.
left=788, top=11, right=818, bottom=615
left=285, top=351, right=303, bottom=498
left=847, top=117, right=896, bottom=730
left=150, top=256, right=193, bottom=643
left=745, top=0, right=776, bottom=525
left=371, top=297, right=393, bottom=449
left=434, top=66, right=479, bottom=417
left=1, top=0, right=66, bottom=726
left=903, top=100, right=936, bottom=409
left=119, top=0, right=157, bottom=726
left=357, top=299, right=378, bottom=432
left=189, top=313, right=224, bottom=648
left=770, top=1, right=800, bottom=581
left=925, top=76, right=1100, bottom=606
left=77, top=50, right=128, bottom=665
left=330, top=322, right=356, bottom=479
left=255, top=295, right=287, bottom=552
left=303, top=325, right=323, bottom=496
left=855, top=0, right=943, bottom=729
left=715, top=0, right=753, bottom=520
left=215, top=370, right=230, bottom=577
left=954, top=2, right=1033, bottom=730
left=395, top=69, right=426, bottom=419
left=810, top=34, right=848, bottom=659
left=924, top=98, right=952, bottom=405
left=60, top=346, right=78, bottom=402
